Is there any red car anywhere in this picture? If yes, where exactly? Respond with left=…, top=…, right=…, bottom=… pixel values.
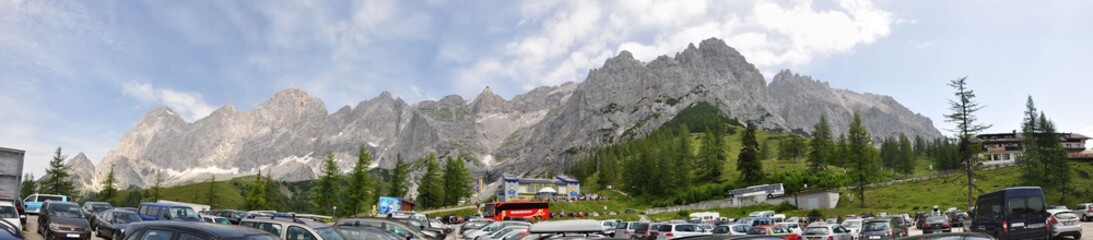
left=747, top=225, right=800, bottom=240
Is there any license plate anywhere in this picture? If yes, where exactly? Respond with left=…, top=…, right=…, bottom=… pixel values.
left=66, top=234, right=80, bottom=238
left=869, top=236, right=880, bottom=239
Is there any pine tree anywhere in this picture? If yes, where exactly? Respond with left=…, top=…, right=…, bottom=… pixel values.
left=944, top=77, right=991, bottom=208
left=808, top=115, right=834, bottom=171
left=697, top=130, right=723, bottom=181
left=346, top=146, right=376, bottom=215
left=20, top=173, right=36, bottom=199
left=389, top=154, right=410, bottom=198
left=99, top=165, right=118, bottom=204
left=914, top=135, right=927, bottom=156
left=1020, top=96, right=1046, bottom=184
left=244, top=171, right=267, bottom=210
left=847, top=113, right=877, bottom=208
left=204, top=176, right=217, bottom=208
left=149, top=170, right=163, bottom=202
left=39, top=147, right=75, bottom=196
left=898, top=133, right=915, bottom=175
left=314, top=152, right=343, bottom=215
left=442, top=156, right=472, bottom=206
left=1037, top=113, right=1072, bottom=202
left=737, top=123, right=763, bottom=185
left=759, top=140, right=772, bottom=161
left=417, top=154, right=444, bottom=208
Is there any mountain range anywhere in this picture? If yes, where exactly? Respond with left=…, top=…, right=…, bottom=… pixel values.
left=74, top=38, right=940, bottom=192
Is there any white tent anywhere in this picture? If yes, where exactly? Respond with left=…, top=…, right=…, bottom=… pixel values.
left=538, top=187, right=558, bottom=194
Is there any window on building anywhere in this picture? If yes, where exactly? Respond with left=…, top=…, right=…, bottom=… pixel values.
left=1003, top=154, right=1010, bottom=160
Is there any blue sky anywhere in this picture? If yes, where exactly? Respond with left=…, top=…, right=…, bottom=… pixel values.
left=2, top=0, right=1091, bottom=176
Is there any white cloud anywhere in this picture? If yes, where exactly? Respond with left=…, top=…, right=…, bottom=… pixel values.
left=458, top=0, right=894, bottom=91
left=121, top=81, right=215, bottom=121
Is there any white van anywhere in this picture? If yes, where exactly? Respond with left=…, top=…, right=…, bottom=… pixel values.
left=689, top=212, right=720, bottom=223
left=748, top=211, right=775, bottom=218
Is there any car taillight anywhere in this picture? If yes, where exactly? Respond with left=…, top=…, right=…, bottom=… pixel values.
left=1050, top=216, right=1058, bottom=224
left=1002, top=220, right=1008, bottom=233
left=827, top=236, right=833, bottom=240
left=666, top=232, right=674, bottom=237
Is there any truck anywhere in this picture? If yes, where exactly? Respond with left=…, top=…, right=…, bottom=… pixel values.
left=0, top=147, right=26, bottom=199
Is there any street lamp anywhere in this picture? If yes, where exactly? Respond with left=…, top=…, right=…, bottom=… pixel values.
left=333, top=206, right=337, bottom=218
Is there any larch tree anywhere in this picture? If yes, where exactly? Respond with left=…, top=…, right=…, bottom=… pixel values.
left=314, top=152, right=343, bottom=215
left=388, top=154, right=410, bottom=198
left=847, top=113, right=877, bottom=208
left=99, top=165, right=118, bottom=204
left=808, top=115, right=834, bottom=171
left=737, top=122, right=764, bottom=185
left=346, top=146, right=376, bottom=215
left=39, top=147, right=75, bottom=196
left=944, top=77, right=991, bottom=208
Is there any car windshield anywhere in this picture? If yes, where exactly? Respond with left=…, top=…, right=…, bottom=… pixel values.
left=926, top=216, right=947, bottom=223
left=50, top=204, right=83, bottom=218
left=863, top=222, right=890, bottom=231
left=747, top=228, right=769, bottom=235
left=0, top=206, right=16, bottom=218
left=315, top=227, right=346, bottom=240
left=843, top=221, right=861, bottom=228
left=804, top=227, right=830, bottom=235
left=171, top=207, right=198, bottom=218
left=114, top=212, right=142, bottom=224
left=92, top=204, right=112, bottom=212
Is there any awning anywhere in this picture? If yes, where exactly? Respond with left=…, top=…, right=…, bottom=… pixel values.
left=538, top=187, right=558, bottom=193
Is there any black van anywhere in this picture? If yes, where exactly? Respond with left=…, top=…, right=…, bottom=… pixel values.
left=971, top=186, right=1050, bottom=240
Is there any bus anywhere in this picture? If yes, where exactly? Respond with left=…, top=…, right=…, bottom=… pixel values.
left=481, top=201, right=550, bottom=221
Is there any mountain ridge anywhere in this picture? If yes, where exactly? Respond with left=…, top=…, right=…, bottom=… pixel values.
left=87, top=37, right=941, bottom=191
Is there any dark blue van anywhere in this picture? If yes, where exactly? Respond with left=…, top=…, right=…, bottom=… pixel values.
left=971, top=186, right=1050, bottom=240
left=137, top=202, right=202, bottom=222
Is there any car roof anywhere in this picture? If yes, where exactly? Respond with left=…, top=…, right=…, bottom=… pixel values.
left=128, top=221, right=272, bottom=237
left=0, top=202, right=13, bottom=207
left=243, top=217, right=332, bottom=228
left=47, top=201, right=79, bottom=206
left=140, top=202, right=190, bottom=207
left=528, top=220, right=604, bottom=233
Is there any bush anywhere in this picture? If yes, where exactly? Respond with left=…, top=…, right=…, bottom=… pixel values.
left=774, top=202, right=796, bottom=213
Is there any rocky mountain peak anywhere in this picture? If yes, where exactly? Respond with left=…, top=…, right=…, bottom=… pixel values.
left=471, top=86, right=511, bottom=114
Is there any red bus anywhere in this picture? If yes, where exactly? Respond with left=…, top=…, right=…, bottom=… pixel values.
left=481, top=201, right=550, bottom=221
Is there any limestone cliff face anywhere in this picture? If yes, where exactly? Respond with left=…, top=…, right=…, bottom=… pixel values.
left=92, top=38, right=940, bottom=189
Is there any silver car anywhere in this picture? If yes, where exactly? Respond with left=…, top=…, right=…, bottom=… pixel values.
left=1047, top=209, right=1082, bottom=239
left=801, top=224, right=853, bottom=240
left=1074, top=203, right=1093, bottom=221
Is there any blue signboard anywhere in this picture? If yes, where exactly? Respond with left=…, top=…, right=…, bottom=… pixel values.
left=377, top=196, right=402, bottom=215
left=570, top=191, right=578, bottom=197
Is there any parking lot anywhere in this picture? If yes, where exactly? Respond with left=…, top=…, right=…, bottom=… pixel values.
left=16, top=215, right=1093, bottom=240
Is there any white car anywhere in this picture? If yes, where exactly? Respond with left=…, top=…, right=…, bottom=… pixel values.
left=655, top=223, right=711, bottom=240
left=1074, top=203, right=1093, bottom=221
left=1047, top=209, right=1082, bottom=239
left=840, top=218, right=863, bottom=240
left=0, top=201, right=20, bottom=230
left=711, top=224, right=750, bottom=236
left=776, top=222, right=802, bottom=235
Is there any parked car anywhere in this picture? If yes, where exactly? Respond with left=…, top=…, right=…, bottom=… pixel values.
left=655, top=223, right=711, bottom=240
left=208, top=210, right=252, bottom=225
left=1074, top=203, right=1093, bottom=222
left=858, top=220, right=897, bottom=240
left=0, top=218, right=24, bottom=240
left=465, top=221, right=531, bottom=240
left=461, top=219, right=494, bottom=235
left=240, top=217, right=347, bottom=240
left=896, top=232, right=995, bottom=240
left=800, top=224, right=852, bottom=240
left=0, top=195, right=25, bottom=226
left=616, top=221, right=648, bottom=239
left=1046, top=209, right=1082, bottom=239
left=93, top=209, right=142, bottom=240
left=525, top=220, right=611, bottom=239
left=333, top=226, right=402, bottom=240
left=136, top=202, right=202, bottom=222
left=711, top=224, right=751, bottom=236
left=736, top=217, right=775, bottom=227
left=745, top=225, right=798, bottom=240
left=920, top=215, right=951, bottom=234
left=22, top=194, right=68, bottom=215
left=335, top=217, right=437, bottom=240
left=477, top=226, right=528, bottom=240
left=202, top=215, right=232, bottom=225
left=913, top=212, right=928, bottom=229
left=776, top=222, right=802, bottom=235
left=600, top=220, right=619, bottom=236
left=943, top=210, right=969, bottom=227
left=839, top=218, right=863, bottom=240
left=36, top=201, right=91, bottom=240
left=876, top=217, right=907, bottom=237
left=81, top=201, right=112, bottom=225
left=118, top=221, right=277, bottom=240
left=970, top=186, right=1050, bottom=240
left=0, top=202, right=20, bottom=231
